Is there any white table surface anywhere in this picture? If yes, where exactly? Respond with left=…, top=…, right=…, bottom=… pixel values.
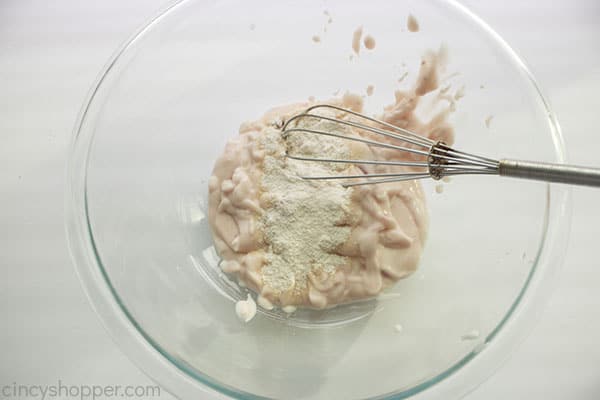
left=1, top=1, right=599, bottom=399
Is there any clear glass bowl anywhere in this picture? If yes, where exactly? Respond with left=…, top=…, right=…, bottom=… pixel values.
left=66, top=0, right=571, bottom=399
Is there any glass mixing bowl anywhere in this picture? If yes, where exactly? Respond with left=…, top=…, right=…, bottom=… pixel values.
left=66, top=0, right=571, bottom=398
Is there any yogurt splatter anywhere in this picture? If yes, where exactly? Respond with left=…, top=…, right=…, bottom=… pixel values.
left=235, top=294, right=257, bottom=322
left=363, top=34, right=376, bottom=50
left=407, top=14, right=420, bottom=32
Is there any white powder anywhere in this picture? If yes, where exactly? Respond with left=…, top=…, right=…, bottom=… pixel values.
left=259, top=115, right=353, bottom=296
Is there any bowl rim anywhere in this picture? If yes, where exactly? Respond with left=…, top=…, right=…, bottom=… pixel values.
left=65, top=0, right=572, bottom=399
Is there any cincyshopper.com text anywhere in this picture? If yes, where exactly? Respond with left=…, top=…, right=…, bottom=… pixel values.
left=1, top=380, right=161, bottom=399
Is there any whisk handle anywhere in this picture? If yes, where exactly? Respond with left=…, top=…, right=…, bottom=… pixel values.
left=499, top=159, right=600, bottom=187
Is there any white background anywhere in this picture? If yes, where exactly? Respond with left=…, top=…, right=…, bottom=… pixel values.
left=1, top=0, right=599, bottom=399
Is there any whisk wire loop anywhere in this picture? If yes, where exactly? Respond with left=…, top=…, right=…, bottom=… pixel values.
left=282, top=105, right=500, bottom=186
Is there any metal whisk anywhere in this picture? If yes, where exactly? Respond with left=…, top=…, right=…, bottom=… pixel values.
left=281, top=104, right=600, bottom=188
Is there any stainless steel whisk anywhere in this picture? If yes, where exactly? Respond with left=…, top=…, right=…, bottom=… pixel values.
left=281, top=104, right=600, bottom=188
